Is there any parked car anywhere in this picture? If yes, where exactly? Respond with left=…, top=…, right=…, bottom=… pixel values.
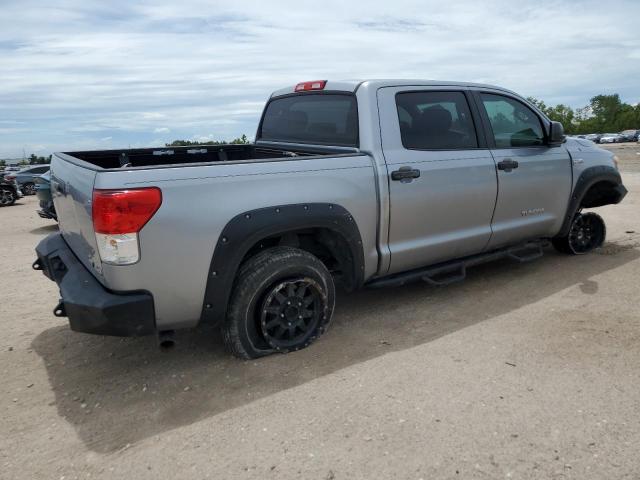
left=620, top=129, right=639, bottom=142
left=599, top=133, right=624, bottom=144
left=585, top=133, right=602, bottom=143
left=34, top=79, right=627, bottom=358
left=5, top=165, right=50, bottom=195
left=0, top=177, right=23, bottom=207
left=35, top=172, right=57, bottom=220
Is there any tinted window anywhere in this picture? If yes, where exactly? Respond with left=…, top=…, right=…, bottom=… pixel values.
left=31, top=166, right=49, bottom=173
left=480, top=93, right=545, bottom=147
left=395, top=91, right=478, bottom=149
left=260, top=94, right=358, bottom=147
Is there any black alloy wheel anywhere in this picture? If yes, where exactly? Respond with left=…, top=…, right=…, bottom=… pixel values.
left=259, top=277, right=327, bottom=351
left=567, top=212, right=606, bottom=254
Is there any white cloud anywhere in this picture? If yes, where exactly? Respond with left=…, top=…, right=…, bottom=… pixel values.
left=153, top=127, right=171, bottom=134
left=0, top=0, right=639, bottom=156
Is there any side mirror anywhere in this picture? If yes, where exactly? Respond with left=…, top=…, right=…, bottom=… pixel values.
left=548, top=121, right=565, bottom=146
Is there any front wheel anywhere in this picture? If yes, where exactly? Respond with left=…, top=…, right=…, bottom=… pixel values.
left=552, top=212, right=606, bottom=255
left=222, top=247, right=335, bottom=359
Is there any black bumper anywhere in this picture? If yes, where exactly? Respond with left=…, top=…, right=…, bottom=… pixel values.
left=34, top=233, right=156, bottom=337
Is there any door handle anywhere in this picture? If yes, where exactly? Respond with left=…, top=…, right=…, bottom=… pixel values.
left=497, top=158, right=519, bottom=172
left=391, top=167, right=421, bottom=181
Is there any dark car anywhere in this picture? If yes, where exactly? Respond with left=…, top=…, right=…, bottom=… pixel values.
left=35, top=172, right=57, bottom=220
left=4, top=165, right=50, bottom=195
left=620, top=129, right=639, bottom=142
left=0, top=178, right=23, bottom=207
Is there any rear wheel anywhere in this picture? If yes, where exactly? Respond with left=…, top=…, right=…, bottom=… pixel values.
left=552, top=212, right=606, bottom=255
left=0, top=188, right=16, bottom=206
left=22, top=182, right=36, bottom=195
left=222, top=246, right=335, bottom=359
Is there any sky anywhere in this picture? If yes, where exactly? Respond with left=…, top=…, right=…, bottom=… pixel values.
left=1, top=0, right=639, bottom=158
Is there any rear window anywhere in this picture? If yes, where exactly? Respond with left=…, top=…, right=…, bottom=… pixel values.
left=259, top=94, right=358, bottom=147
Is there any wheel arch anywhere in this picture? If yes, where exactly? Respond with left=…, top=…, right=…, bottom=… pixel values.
left=200, top=203, right=365, bottom=325
left=557, top=166, right=627, bottom=238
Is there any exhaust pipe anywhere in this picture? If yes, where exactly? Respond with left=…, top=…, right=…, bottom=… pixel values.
left=158, top=330, right=176, bottom=350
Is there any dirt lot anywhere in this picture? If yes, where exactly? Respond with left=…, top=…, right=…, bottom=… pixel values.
left=2, top=145, right=640, bottom=479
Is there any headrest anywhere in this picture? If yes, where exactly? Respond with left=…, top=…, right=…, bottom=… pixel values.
left=415, top=106, right=452, bottom=134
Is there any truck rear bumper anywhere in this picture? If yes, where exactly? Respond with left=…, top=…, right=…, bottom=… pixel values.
left=34, top=233, right=156, bottom=337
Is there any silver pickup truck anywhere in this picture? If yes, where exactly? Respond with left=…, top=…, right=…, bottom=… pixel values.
left=34, top=79, right=627, bottom=358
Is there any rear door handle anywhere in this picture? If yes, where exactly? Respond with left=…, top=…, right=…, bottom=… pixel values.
left=391, top=167, right=421, bottom=182
left=497, top=158, right=519, bottom=172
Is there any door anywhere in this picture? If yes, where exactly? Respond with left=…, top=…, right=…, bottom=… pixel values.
left=474, top=91, right=572, bottom=249
left=378, top=87, right=498, bottom=275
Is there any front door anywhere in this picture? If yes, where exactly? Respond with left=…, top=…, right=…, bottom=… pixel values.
left=378, top=87, right=498, bottom=275
left=474, top=91, right=572, bottom=249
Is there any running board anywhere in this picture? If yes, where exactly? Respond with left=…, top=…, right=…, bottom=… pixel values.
left=368, top=241, right=547, bottom=289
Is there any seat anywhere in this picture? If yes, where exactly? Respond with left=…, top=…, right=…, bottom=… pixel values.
left=407, top=106, right=467, bottom=149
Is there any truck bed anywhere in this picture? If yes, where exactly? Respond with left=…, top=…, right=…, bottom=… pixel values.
left=61, top=144, right=322, bottom=169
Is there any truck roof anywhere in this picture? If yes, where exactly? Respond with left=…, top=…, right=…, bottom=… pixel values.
left=271, top=79, right=517, bottom=97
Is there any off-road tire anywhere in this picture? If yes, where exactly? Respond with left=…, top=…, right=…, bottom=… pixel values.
left=552, top=212, right=606, bottom=255
left=222, top=246, right=335, bottom=359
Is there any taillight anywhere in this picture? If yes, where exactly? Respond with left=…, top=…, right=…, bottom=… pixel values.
left=92, top=188, right=162, bottom=265
left=5, top=175, right=15, bottom=181
left=294, top=80, right=327, bottom=92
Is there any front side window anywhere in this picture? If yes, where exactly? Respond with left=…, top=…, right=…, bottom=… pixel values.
left=395, top=91, right=478, bottom=150
left=480, top=93, right=545, bottom=148
left=260, top=94, right=358, bottom=147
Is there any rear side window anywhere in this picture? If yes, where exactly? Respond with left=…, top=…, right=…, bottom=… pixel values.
left=395, top=91, right=478, bottom=150
left=260, top=94, right=358, bottom=147
left=480, top=93, right=545, bottom=148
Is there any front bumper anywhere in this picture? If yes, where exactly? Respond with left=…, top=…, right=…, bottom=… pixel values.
left=34, top=233, right=156, bottom=337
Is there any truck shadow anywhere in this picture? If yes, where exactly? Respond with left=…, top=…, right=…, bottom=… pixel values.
left=32, top=243, right=639, bottom=453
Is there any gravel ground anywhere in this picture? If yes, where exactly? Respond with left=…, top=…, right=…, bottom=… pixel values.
left=1, top=154, right=639, bottom=479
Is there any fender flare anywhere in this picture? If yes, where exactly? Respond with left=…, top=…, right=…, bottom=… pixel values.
left=200, top=203, right=365, bottom=325
left=557, top=165, right=627, bottom=237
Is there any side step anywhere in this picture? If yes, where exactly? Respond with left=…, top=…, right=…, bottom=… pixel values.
left=368, top=241, right=546, bottom=289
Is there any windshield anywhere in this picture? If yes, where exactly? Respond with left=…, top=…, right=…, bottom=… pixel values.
left=259, top=94, right=358, bottom=147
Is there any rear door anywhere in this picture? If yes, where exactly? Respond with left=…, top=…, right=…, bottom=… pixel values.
left=472, top=91, right=572, bottom=249
left=378, top=87, right=498, bottom=274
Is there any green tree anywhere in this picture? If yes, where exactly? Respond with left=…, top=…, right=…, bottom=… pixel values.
left=546, top=104, right=575, bottom=133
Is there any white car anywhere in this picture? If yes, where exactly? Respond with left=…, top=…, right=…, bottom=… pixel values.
left=600, top=133, right=623, bottom=144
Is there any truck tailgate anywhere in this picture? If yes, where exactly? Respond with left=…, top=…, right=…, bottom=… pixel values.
left=50, top=154, right=103, bottom=280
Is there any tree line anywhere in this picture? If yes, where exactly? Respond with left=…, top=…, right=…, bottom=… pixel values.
left=527, top=94, right=639, bottom=135
left=0, top=154, right=51, bottom=168
left=166, top=134, right=250, bottom=147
